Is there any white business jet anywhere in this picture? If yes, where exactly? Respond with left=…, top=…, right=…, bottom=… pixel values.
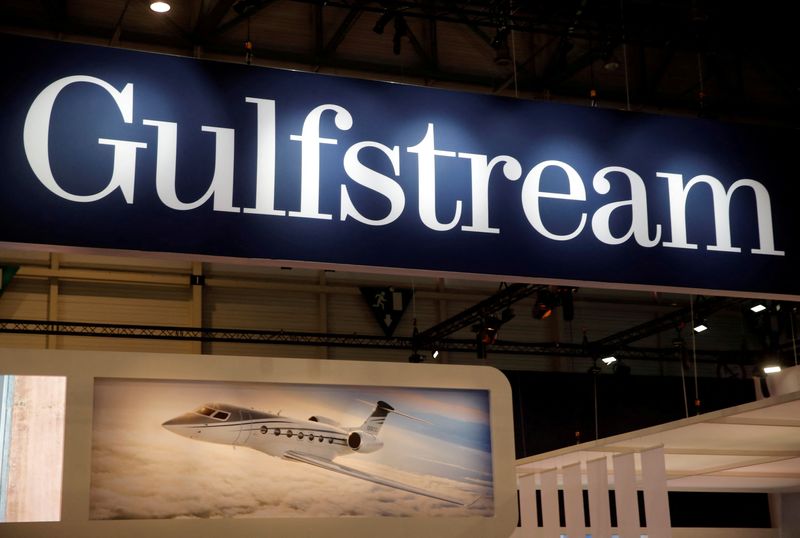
left=162, top=400, right=466, bottom=505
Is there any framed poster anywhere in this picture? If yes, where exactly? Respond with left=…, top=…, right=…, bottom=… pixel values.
left=0, top=348, right=516, bottom=537
left=90, top=379, right=494, bottom=519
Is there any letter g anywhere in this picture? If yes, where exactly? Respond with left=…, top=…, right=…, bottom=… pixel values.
left=23, top=75, right=146, bottom=203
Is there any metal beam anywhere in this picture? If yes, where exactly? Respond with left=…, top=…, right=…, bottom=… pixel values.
left=0, top=318, right=731, bottom=363
left=212, top=0, right=280, bottom=37
left=416, top=284, right=546, bottom=346
left=594, top=296, right=745, bottom=351
left=135, top=0, right=193, bottom=45
left=193, top=0, right=237, bottom=43
left=319, top=4, right=363, bottom=60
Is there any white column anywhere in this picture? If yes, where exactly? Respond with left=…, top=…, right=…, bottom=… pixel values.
left=587, top=457, right=612, bottom=538
left=518, top=474, right=538, bottom=538
left=540, top=468, right=560, bottom=538
left=613, top=452, right=639, bottom=538
left=641, top=447, right=672, bottom=538
left=563, top=462, right=584, bottom=538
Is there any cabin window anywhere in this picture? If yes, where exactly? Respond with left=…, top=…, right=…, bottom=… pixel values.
left=287, top=430, right=293, bottom=438
left=195, top=407, right=215, bottom=417
left=274, top=428, right=281, bottom=436
left=298, top=432, right=304, bottom=439
left=318, top=436, right=324, bottom=443
left=212, top=411, right=230, bottom=420
left=260, top=425, right=268, bottom=434
left=308, top=434, right=314, bottom=441
left=328, top=438, right=334, bottom=444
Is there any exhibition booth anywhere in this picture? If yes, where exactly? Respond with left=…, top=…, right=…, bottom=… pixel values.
left=1, top=29, right=799, bottom=537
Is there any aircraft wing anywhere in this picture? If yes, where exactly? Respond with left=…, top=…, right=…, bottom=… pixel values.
left=282, top=450, right=466, bottom=506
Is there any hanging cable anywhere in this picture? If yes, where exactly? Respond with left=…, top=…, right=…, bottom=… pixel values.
left=244, top=16, right=253, bottom=65
left=676, top=324, right=689, bottom=418
left=109, top=0, right=131, bottom=46
left=620, top=0, right=630, bottom=111
left=593, top=369, right=599, bottom=440
left=696, top=51, right=705, bottom=114
left=791, top=307, right=798, bottom=366
left=510, top=0, right=519, bottom=98
left=690, top=295, right=700, bottom=415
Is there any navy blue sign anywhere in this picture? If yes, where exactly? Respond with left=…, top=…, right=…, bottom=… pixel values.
left=1, top=35, right=798, bottom=297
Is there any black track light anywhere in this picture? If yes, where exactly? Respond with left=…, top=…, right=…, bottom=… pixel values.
left=373, top=10, right=394, bottom=35
left=532, top=290, right=555, bottom=319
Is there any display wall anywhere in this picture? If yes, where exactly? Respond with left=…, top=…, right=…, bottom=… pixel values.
left=0, top=348, right=516, bottom=537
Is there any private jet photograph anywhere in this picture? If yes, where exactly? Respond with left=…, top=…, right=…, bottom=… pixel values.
left=89, top=377, right=494, bottom=519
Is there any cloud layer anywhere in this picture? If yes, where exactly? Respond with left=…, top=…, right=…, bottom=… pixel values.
left=89, top=379, right=494, bottom=519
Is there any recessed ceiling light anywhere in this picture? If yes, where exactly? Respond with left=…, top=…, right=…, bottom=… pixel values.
left=150, top=2, right=171, bottom=13
left=601, top=356, right=617, bottom=366
left=750, top=304, right=766, bottom=313
left=693, top=324, right=708, bottom=333
left=763, top=365, right=782, bottom=374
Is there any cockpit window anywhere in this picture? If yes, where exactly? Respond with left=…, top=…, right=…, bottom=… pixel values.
left=194, top=406, right=230, bottom=421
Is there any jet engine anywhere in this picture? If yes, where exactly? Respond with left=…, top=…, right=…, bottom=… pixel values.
left=346, top=430, right=383, bottom=453
left=307, top=415, right=340, bottom=427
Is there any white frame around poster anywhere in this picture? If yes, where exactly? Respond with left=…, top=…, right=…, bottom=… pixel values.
left=0, top=348, right=517, bottom=538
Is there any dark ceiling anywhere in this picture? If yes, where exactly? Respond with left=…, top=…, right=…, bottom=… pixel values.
left=1, top=0, right=798, bottom=127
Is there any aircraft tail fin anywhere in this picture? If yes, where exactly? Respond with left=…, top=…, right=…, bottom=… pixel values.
left=357, top=400, right=431, bottom=436
left=359, top=400, right=393, bottom=436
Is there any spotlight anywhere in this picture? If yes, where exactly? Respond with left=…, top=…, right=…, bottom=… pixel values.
left=233, top=0, right=264, bottom=16
left=478, top=317, right=501, bottom=345
left=532, top=290, right=555, bottom=320
left=490, top=25, right=510, bottom=49
left=432, top=349, right=439, bottom=359
left=150, top=1, right=171, bottom=12
left=601, top=356, right=617, bottom=366
left=603, top=57, right=620, bottom=71
left=559, top=287, right=576, bottom=321
left=693, top=322, right=708, bottom=333
left=373, top=10, right=394, bottom=34
left=490, top=25, right=511, bottom=66
left=751, top=303, right=767, bottom=313
left=392, top=15, right=407, bottom=55
left=494, top=43, right=511, bottom=67
left=613, top=361, right=631, bottom=375
left=763, top=365, right=782, bottom=374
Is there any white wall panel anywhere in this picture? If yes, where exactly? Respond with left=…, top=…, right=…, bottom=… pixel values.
left=59, top=253, right=191, bottom=273
left=327, top=292, right=384, bottom=334
left=205, top=287, right=318, bottom=332
left=0, top=281, right=48, bottom=320
left=0, top=249, right=50, bottom=266
left=58, top=282, right=191, bottom=326
left=56, top=281, right=193, bottom=353
left=0, top=280, right=48, bottom=349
